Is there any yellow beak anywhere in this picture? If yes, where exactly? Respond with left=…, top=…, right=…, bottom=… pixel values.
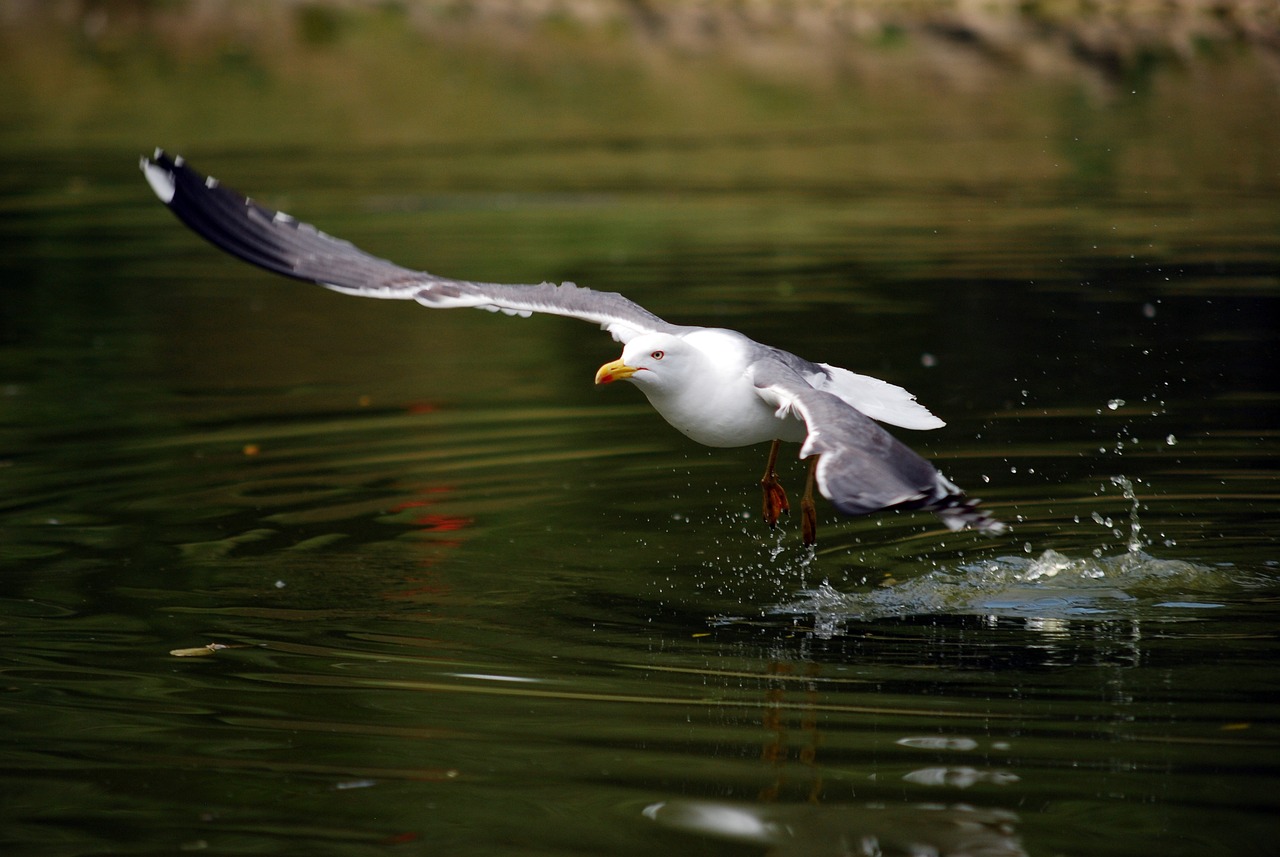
left=595, top=358, right=637, bottom=385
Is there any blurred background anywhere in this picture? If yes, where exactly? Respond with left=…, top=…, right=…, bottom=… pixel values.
left=2, top=2, right=1278, bottom=856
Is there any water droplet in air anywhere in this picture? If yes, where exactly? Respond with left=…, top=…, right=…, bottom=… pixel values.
left=1107, top=399, right=1125, bottom=411
left=1165, top=434, right=1177, bottom=446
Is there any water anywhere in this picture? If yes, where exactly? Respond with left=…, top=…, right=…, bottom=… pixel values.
left=3, top=35, right=1280, bottom=857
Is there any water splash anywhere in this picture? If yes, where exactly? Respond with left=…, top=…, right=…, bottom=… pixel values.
left=1086, top=474, right=1161, bottom=553
left=773, top=477, right=1230, bottom=630
left=775, top=548, right=1227, bottom=635
left=720, top=476, right=1250, bottom=629
left=1110, top=474, right=1144, bottom=553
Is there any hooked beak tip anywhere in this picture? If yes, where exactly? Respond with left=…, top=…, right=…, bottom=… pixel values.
left=595, top=359, right=636, bottom=386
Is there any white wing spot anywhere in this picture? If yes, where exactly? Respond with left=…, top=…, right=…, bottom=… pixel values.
left=140, top=159, right=176, bottom=204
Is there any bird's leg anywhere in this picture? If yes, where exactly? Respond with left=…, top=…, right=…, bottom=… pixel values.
left=801, top=455, right=819, bottom=546
left=760, top=439, right=790, bottom=528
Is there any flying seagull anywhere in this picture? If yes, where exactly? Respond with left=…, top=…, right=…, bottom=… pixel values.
left=140, top=150, right=1004, bottom=544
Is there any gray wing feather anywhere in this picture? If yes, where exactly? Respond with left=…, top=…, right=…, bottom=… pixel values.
left=751, top=360, right=1004, bottom=533
left=141, top=150, right=673, bottom=343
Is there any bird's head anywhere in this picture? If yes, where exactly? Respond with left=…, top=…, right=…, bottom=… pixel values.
left=594, top=333, right=686, bottom=390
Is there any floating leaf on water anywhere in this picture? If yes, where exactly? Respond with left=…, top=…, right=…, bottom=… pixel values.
left=169, top=642, right=243, bottom=658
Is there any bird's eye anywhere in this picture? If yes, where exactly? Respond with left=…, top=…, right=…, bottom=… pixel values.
left=651, top=350, right=664, bottom=360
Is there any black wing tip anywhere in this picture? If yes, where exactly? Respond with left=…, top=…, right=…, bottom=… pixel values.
left=141, top=148, right=226, bottom=213
left=138, top=148, right=311, bottom=280
left=824, top=478, right=1008, bottom=536
left=934, top=496, right=1008, bottom=536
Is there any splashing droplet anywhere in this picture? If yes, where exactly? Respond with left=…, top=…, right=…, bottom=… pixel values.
left=1110, top=475, right=1145, bottom=553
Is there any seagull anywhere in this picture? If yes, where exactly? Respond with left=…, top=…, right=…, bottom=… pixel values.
left=140, top=150, right=1005, bottom=544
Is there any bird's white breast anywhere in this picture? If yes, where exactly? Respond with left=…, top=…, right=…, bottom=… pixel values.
left=636, top=329, right=806, bottom=448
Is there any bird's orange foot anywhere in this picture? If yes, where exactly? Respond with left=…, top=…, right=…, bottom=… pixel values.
left=761, top=472, right=790, bottom=528
left=800, top=492, right=818, bottom=546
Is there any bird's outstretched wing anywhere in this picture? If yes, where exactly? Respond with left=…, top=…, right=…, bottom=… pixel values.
left=750, top=361, right=1004, bottom=533
left=140, top=150, right=676, bottom=344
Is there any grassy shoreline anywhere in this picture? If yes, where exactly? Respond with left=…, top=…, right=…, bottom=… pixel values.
left=1, top=0, right=1277, bottom=203
left=9, top=1, right=1279, bottom=73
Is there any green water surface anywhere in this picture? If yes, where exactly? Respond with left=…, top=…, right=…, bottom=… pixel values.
left=2, top=6, right=1278, bottom=856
